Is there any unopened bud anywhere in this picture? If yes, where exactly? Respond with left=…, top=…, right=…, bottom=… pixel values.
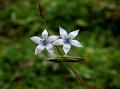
left=38, top=3, right=45, bottom=18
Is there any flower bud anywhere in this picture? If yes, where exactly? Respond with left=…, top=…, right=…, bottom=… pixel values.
left=38, top=3, right=45, bottom=18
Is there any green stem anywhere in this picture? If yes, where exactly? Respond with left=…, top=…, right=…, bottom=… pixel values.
left=54, top=48, right=88, bottom=89
left=66, top=63, right=88, bottom=89
left=55, top=46, right=63, bottom=57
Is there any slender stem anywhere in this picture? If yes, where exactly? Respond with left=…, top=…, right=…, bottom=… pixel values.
left=66, top=63, right=88, bottom=89
left=59, top=56, right=88, bottom=89
left=43, top=16, right=46, bottom=29
left=55, top=46, right=63, bottom=57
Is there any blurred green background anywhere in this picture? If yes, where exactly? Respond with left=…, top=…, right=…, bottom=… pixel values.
left=0, top=0, right=120, bottom=89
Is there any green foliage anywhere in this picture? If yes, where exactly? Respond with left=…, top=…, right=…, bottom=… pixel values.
left=0, top=0, right=120, bottom=89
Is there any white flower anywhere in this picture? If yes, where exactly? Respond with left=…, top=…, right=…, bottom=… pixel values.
left=31, top=29, right=59, bottom=55
left=53, top=27, right=82, bottom=54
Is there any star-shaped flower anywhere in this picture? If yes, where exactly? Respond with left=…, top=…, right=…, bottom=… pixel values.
left=31, top=29, right=59, bottom=55
left=53, top=27, right=82, bottom=54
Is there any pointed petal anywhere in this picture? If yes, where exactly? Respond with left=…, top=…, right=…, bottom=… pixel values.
left=71, top=40, right=82, bottom=47
left=48, top=35, right=59, bottom=43
left=52, top=39, right=64, bottom=45
left=35, top=45, right=44, bottom=55
left=31, top=36, right=42, bottom=44
left=69, top=30, right=79, bottom=39
left=63, top=44, right=71, bottom=55
left=42, top=29, right=48, bottom=38
left=59, top=26, right=68, bottom=38
left=46, top=44, right=54, bottom=53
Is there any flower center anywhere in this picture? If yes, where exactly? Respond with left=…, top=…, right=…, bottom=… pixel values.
left=64, top=36, right=71, bottom=44
left=41, top=39, right=48, bottom=46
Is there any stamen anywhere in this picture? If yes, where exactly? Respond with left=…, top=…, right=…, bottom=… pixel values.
left=41, top=39, right=48, bottom=46
left=64, top=36, right=71, bottom=44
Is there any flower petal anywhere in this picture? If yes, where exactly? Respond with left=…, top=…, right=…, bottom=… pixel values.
left=46, top=44, right=54, bottom=53
left=71, top=40, right=82, bottom=47
left=69, top=30, right=79, bottom=39
left=42, top=29, right=48, bottom=38
left=59, top=26, right=68, bottom=38
left=48, top=35, right=59, bottom=43
left=63, top=44, right=71, bottom=55
left=52, top=39, right=64, bottom=45
left=31, top=36, right=42, bottom=44
left=35, top=45, right=44, bottom=55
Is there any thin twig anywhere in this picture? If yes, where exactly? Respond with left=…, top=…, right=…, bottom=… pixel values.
left=66, top=63, right=88, bottom=89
